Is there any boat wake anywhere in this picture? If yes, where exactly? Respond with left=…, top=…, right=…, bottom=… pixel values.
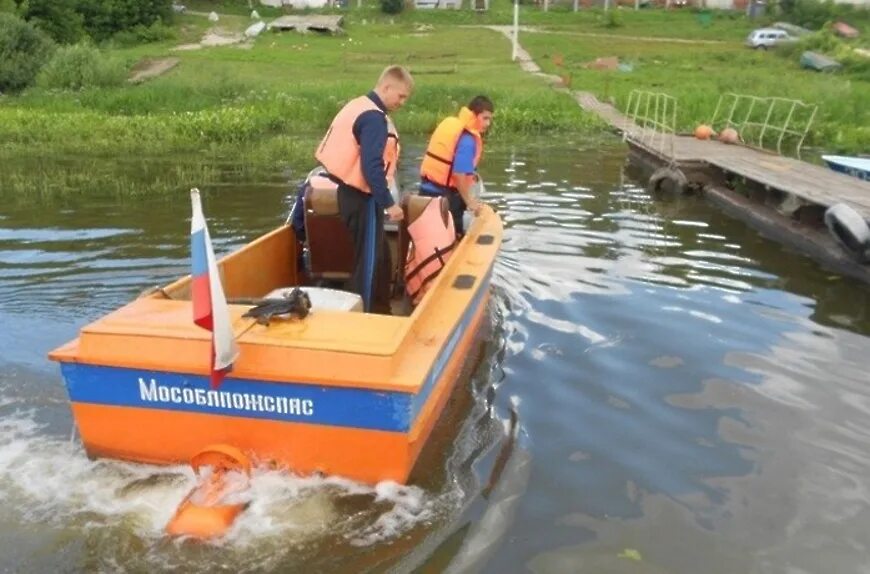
left=0, top=410, right=446, bottom=569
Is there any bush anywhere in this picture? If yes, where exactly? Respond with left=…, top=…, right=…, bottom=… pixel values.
left=19, top=0, right=86, bottom=44
left=779, top=0, right=868, bottom=31
left=0, top=12, right=55, bottom=93
left=600, top=10, right=623, bottom=29
left=380, top=0, right=404, bottom=14
left=71, top=0, right=174, bottom=42
left=36, top=43, right=127, bottom=90
left=110, top=18, right=175, bottom=46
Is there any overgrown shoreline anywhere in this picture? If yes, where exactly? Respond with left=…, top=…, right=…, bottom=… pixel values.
left=0, top=10, right=600, bottom=164
left=1, top=1, right=867, bottom=194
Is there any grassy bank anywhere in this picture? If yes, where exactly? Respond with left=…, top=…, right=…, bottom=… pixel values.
left=1, top=0, right=866, bottom=187
left=521, top=29, right=869, bottom=154
left=0, top=12, right=594, bottom=161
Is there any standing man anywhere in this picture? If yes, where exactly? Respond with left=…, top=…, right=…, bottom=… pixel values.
left=419, top=95, right=494, bottom=236
left=315, top=65, right=413, bottom=314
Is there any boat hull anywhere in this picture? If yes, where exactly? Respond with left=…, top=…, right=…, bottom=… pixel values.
left=58, top=272, right=492, bottom=484
left=51, top=200, right=503, bottom=485
left=823, top=155, right=870, bottom=182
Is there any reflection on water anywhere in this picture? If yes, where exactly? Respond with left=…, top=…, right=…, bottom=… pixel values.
left=1, top=135, right=869, bottom=573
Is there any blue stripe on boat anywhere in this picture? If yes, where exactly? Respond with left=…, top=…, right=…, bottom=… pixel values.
left=63, top=363, right=413, bottom=432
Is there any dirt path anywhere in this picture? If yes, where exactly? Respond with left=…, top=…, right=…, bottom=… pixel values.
left=483, top=26, right=637, bottom=131
left=128, top=57, right=180, bottom=84
left=484, top=26, right=561, bottom=83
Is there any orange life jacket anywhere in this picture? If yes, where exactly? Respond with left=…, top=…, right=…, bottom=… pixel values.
left=315, top=95, right=399, bottom=194
left=420, top=107, right=483, bottom=189
left=405, top=198, right=457, bottom=304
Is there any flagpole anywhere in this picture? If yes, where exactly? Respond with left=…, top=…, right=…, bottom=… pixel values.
left=190, top=188, right=239, bottom=389
left=512, top=0, right=519, bottom=62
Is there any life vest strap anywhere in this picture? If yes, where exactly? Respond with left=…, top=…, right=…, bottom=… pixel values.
left=425, top=150, right=453, bottom=165
left=407, top=271, right=440, bottom=303
left=405, top=241, right=456, bottom=283
left=420, top=177, right=458, bottom=194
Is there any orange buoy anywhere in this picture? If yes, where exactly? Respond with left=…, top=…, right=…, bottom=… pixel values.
left=719, top=127, right=740, bottom=144
left=165, top=445, right=252, bottom=539
left=694, top=124, right=714, bottom=140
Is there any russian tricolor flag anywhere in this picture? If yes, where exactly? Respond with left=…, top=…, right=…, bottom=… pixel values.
left=190, top=188, right=239, bottom=389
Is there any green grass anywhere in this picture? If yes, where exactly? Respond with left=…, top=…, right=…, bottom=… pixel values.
left=0, top=14, right=594, bottom=162
left=521, top=30, right=869, bottom=154
left=1, top=0, right=866, bottom=196
left=0, top=145, right=310, bottom=199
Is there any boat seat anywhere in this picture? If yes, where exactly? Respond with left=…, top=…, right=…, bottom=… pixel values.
left=304, top=184, right=354, bottom=279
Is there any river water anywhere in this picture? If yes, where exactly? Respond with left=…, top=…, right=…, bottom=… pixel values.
left=1, top=135, right=869, bottom=573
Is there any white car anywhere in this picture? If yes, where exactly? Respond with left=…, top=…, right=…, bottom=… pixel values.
left=745, top=28, right=793, bottom=49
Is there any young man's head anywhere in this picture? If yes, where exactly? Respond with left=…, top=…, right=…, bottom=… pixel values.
left=468, top=95, right=494, bottom=133
left=375, top=66, right=415, bottom=112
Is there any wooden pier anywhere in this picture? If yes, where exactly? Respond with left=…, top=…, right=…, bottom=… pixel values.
left=574, top=91, right=870, bottom=282
left=576, top=91, right=870, bottom=218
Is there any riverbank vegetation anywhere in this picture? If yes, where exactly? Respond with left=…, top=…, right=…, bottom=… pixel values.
left=0, top=8, right=593, bottom=161
left=522, top=24, right=868, bottom=154
left=0, top=0, right=866, bottom=197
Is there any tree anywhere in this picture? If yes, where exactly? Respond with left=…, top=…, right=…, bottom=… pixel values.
left=0, top=12, right=55, bottom=92
left=18, top=0, right=85, bottom=44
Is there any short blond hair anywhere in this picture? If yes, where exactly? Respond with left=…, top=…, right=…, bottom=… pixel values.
left=376, top=65, right=414, bottom=90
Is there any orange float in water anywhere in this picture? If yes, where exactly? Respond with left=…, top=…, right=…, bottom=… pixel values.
left=165, top=445, right=252, bottom=539
left=694, top=124, right=714, bottom=140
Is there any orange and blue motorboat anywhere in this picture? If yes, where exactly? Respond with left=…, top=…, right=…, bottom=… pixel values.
left=48, top=186, right=502, bottom=506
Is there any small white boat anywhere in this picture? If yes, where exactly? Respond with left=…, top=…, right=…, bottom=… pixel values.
left=822, top=155, right=870, bottom=182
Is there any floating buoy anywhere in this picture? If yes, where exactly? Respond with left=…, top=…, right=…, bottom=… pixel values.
left=824, top=203, right=870, bottom=263
left=165, top=445, right=252, bottom=539
left=719, top=127, right=740, bottom=144
left=694, top=124, right=714, bottom=140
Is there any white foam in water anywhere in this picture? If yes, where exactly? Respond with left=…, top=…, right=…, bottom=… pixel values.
left=0, top=412, right=437, bottom=550
left=0, top=412, right=192, bottom=535
left=349, top=480, right=432, bottom=547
